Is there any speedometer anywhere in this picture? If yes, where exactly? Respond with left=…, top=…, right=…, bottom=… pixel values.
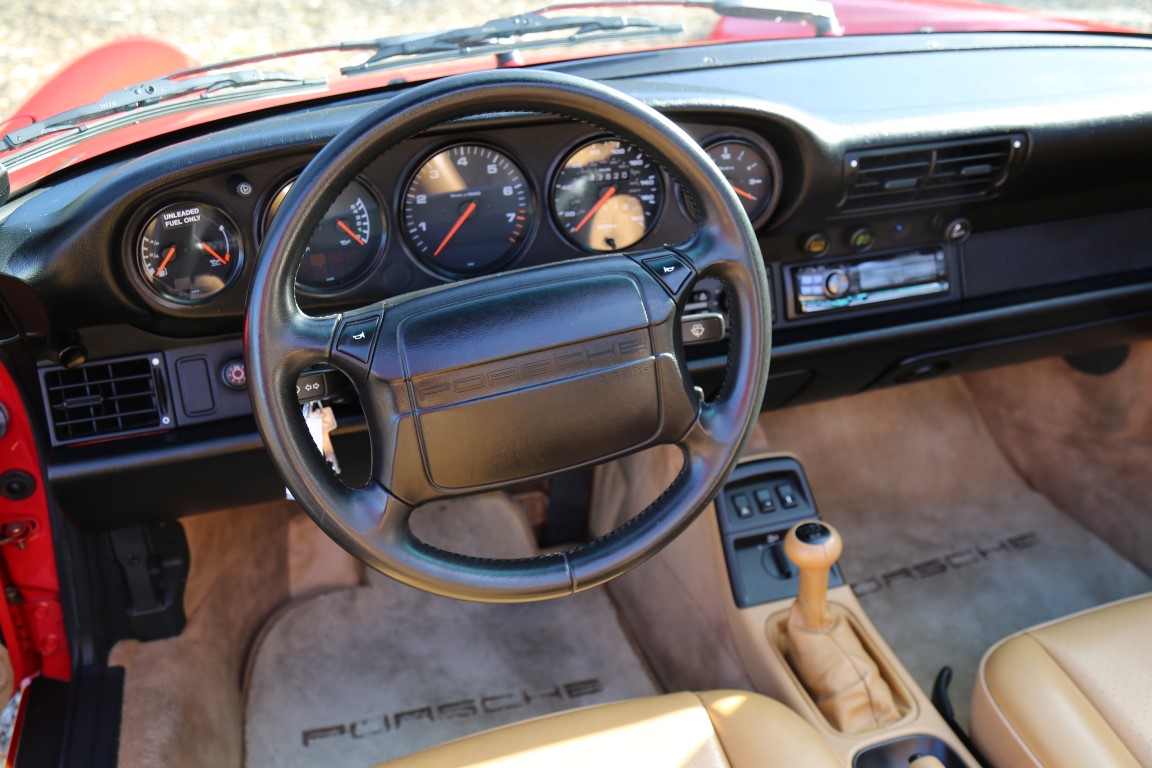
left=551, top=138, right=664, bottom=252
left=402, top=144, right=534, bottom=277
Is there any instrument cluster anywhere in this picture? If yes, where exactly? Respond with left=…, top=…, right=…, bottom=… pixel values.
left=128, top=122, right=782, bottom=308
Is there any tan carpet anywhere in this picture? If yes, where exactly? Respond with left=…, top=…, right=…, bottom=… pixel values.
left=965, top=341, right=1152, bottom=575
left=243, top=494, right=660, bottom=768
left=112, top=500, right=297, bottom=768
left=757, top=377, right=1152, bottom=728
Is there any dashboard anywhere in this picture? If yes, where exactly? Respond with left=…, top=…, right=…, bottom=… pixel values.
left=4, top=32, right=1152, bottom=527
left=120, top=119, right=778, bottom=315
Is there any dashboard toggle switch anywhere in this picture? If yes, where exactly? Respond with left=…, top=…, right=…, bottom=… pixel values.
left=680, top=312, right=726, bottom=345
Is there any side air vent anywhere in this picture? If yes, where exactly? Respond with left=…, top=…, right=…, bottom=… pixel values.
left=840, top=134, right=1025, bottom=213
left=41, top=355, right=170, bottom=445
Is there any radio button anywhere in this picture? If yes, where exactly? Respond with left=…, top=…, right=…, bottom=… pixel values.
left=824, top=270, right=852, bottom=298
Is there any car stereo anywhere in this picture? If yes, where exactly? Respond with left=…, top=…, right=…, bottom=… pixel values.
left=786, top=249, right=949, bottom=317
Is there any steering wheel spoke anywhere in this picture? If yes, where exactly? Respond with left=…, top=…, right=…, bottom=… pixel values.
left=286, top=310, right=339, bottom=367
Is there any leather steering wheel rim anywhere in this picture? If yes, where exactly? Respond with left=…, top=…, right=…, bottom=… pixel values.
left=247, top=70, right=771, bottom=603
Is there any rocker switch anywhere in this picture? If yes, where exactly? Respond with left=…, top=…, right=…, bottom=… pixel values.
left=732, top=493, right=754, bottom=519
left=776, top=483, right=799, bottom=508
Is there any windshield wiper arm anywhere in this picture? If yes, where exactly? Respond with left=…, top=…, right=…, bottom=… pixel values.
left=340, top=12, right=683, bottom=75
left=3, top=70, right=323, bottom=151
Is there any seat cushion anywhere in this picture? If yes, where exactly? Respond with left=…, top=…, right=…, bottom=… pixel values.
left=972, top=593, right=1152, bottom=768
left=377, top=690, right=841, bottom=768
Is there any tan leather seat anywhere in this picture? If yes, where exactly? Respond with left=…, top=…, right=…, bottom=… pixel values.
left=971, top=593, right=1152, bottom=768
left=378, top=690, right=841, bottom=767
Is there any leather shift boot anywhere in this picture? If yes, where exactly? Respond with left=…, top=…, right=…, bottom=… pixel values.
left=785, top=603, right=901, bottom=733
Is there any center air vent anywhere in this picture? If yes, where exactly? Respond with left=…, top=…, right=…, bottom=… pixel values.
left=840, top=134, right=1025, bottom=213
left=41, top=355, right=170, bottom=445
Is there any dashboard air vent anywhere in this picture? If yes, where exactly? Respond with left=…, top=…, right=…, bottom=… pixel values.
left=840, top=134, right=1025, bottom=213
left=41, top=355, right=169, bottom=445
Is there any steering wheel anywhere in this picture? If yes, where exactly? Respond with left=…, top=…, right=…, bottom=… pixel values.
left=247, top=70, right=770, bottom=603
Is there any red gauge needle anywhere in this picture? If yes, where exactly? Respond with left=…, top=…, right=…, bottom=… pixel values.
left=156, top=246, right=176, bottom=275
left=336, top=219, right=366, bottom=246
left=572, top=185, right=617, bottom=234
left=732, top=186, right=757, bottom=201
left=434, top=201, right=477, bottom=257
left=200, top=241, right=230, bottom=264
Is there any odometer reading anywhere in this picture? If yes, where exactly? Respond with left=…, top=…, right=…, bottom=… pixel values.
left=402, top=144, right=533, bottom=276
left=138, top=202, right=243, bottom=303
left=552, top=138, right=664, bottom=252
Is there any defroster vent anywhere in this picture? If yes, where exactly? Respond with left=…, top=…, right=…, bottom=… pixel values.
left=840, top=134, right=1025, bottom=213
left=41, top=355, right=170, bottom=445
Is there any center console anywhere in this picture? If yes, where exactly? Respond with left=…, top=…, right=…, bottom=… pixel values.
left=590, top=444, right=980, bottom=768
left=720, top=453, right=978, bottom=767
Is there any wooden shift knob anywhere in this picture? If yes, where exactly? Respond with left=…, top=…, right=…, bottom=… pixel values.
left=784, top=521, right=842, bottom=631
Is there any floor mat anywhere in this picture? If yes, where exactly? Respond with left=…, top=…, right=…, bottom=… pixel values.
left=759, top=378, right=1152, bottom=728
left=243, top=494, right=659, bottom=767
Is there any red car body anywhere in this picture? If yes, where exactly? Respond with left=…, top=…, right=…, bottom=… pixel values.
left=0, top=0, right=1119, bottom=196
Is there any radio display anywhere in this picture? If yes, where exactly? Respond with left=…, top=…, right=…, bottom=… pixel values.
left=792, top=250, right=948, bottom=315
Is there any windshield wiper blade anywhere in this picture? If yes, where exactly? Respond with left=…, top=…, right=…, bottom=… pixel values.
left=3, top=70, right=324, bottom=151
left=340, top=12, right=683, bottom=75
left=541, top=1, right=843, bottom=37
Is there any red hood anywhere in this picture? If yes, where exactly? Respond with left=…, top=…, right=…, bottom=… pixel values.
left=0, top=0, right=1130, bottom=195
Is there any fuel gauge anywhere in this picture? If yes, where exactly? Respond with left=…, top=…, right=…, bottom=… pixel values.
left=138, top=202, right=244, bottom=303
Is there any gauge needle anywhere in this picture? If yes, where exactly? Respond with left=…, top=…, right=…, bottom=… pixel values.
left=572, top=185, right=617, bottom=234
left=200, top=241, right=230, bottom=264
left=434, top=201, right=477, bottom=257
left=336, top=219, right=366, bottom=246
left=156, top=246, right=176, bottom=275
left=732, top=186, right=757, bottom=201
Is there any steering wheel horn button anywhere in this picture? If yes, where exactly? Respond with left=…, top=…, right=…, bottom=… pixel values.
left=640, top=253, right=693, bottom=295
left=336, top=316, right=381, bottom=363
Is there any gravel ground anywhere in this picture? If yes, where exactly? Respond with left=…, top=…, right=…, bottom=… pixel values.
left=2, top=1, right=1151, bottom=119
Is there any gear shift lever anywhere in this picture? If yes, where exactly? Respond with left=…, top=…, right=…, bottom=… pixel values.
left=782, top=520, right=901, bottom=733
left=784, top=521, right=841, bottom=631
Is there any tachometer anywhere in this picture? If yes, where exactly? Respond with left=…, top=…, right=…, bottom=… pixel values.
left=402, top=144, right=534, bottom=277
left=138, top=202, right=243, bottom=303
left=551, top=138, right=664, bottom=252
left=264, top=177, right=386, bottom=291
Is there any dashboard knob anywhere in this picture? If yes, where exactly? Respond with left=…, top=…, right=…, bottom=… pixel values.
left=824, top=269, right=851, bottom=298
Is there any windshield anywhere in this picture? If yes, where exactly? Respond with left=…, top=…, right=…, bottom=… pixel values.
left=1, top=1, right=1148, bottom=161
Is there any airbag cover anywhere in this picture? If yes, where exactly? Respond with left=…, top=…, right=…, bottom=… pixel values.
left=397, top=274, right=661, bottom=490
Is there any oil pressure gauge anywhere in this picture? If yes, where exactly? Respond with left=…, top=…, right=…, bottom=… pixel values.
left=138, top=202, right=243, bottom=303
left=263, top=176, right=386, bottom=291
left=701, top=137, right=781, bottom=224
